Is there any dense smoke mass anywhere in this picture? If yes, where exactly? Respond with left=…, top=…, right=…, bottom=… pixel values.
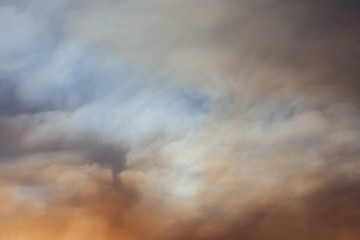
left=0, top=0, right=360, bottom=239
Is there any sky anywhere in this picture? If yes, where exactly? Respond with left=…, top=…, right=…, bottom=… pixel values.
left=0, top=0, right=360, bottom=239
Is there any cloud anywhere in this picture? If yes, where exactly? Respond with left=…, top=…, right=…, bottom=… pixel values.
left=0, top=0, right=359, bottom=239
